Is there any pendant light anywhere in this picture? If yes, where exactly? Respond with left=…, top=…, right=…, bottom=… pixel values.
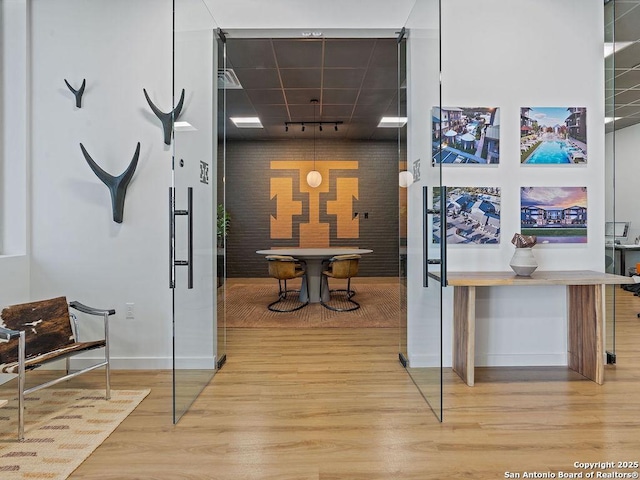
left=307, top=99, right=322, bottom=188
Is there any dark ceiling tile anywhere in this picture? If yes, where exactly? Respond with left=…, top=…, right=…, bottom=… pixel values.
left=614, top=68, right=640, bottom=89
left=369, top=40, right=399, bottom=67
left=323, top=69, right=366, bottom=88
left=273, top=39, right=323, bottom=68
left=614, top=89, right=640, bottom=105
left=613, top=42, right=640, bottom=69
left=324, top=39, right=375, bottom=68
left=322, top=89, right=359, bottom=104
left=321, top=105, right=354, bottom=118
left=245, top=89, right=286, bottom=105
left=280, top=69, right=322, bottom=88
left=233, top=68, right=281, bottom=89
left=285, top=89, right=321, bottom=105
left=288, top=104, right=317, bottom=120
left=357, top=89, right=396, bottom=106
left=612, top=104, right=640, bottom=117
left=362, top=67, right=398, bottom=89
left=353, top=103, right=387, bottom=117
left=253, top=105, right=289, bottom=118
left=614, top=5, right=640, bottom=42
left=226, top=39, right=276, bottom=68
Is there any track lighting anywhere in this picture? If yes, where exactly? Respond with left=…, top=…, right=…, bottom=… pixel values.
left=302, top=123, right=305, bottom=132
left=334, top=123, right=338, bottom=131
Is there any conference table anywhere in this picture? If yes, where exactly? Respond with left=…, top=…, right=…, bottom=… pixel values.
left=256, top=248, right=373, bottom=303
left=432, top=270, right=634, bottom=386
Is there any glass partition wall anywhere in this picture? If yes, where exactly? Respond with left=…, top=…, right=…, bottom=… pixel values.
left=400, top=0, right=445, bottom=421
left=171, top=0, right=218, bottom=423
left=604, top=0, right=617, bottom=364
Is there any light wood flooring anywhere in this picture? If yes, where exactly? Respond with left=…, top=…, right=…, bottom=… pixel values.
left=4, top=289, right=640, bottom=479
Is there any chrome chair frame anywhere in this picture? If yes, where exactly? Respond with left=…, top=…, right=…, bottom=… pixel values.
left=320, top=254, right=361, bottom=312
left=0, top=301, right=113, bottom=441
left=266, top=255, right=310, bottom=312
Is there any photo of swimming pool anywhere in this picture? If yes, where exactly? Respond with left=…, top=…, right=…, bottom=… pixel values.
left=524, top=141, right=572, bottom=164
left=520, top=107, right=587, bottom=165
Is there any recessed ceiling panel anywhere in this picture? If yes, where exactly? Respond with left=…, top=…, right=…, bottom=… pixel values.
left=285, top=89, right=322, bottom=105
left=324, top=39, right=375, bottom=68
left=280, top=68, right=322, bottom=88
left=614, top=68, right=640, bottom=89
left=226, top=39, right=277, bottom=68
left=232, top=68, right=281, bottom=89
left=323, top=68, right=367, bottom=88
left=273, top=39, right=323, bottom=68
left=245, top=89, right=286, bottom=105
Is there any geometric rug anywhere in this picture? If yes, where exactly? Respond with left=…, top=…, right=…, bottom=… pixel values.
left=224, top=282, right=402, bottom=328
left=0, top=389, right=150, bottom=479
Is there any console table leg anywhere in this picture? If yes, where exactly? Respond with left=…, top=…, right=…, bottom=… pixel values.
left=453, top=286, right=475, bottom=386
left=567, top=284, right=604, bottom=384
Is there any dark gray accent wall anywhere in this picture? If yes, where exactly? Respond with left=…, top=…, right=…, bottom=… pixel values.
left=221, top=139, right=401, bottom=278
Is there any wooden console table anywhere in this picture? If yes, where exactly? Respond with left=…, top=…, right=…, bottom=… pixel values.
left=439, top=270, right=633, bottom=386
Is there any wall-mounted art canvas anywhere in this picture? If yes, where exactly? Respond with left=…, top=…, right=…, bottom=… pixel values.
left=433, top=186, right=501, bottom=244
left=432, top=107, right=500, bottom=165
left=520, top=187, right=587, bottom=243
left=520, top=107, right=587, bottom=164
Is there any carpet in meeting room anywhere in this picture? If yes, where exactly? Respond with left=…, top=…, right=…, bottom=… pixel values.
left=221, top=277, right=403, bottom=328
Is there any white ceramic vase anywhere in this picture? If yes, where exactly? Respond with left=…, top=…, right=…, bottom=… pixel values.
left=509, top=247, right=537, bottom=276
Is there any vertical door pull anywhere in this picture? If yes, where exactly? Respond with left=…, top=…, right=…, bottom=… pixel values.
left=423, top=185, right=448, bottom=287
left=169, top=187, right=194, bottom=289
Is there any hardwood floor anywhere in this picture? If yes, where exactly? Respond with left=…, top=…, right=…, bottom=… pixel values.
left=4, top=290, right=640, bottom=479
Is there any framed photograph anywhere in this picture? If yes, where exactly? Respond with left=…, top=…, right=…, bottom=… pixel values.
left=520, top=187, right=587, bottom=243
left=433, top=187, right=501, bottom=244
left=432, top=107, right=500, bottom=165
left=520, top=107, right=587, bottom=164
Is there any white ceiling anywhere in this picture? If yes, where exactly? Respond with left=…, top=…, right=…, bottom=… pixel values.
left=203, top=0, right=418, bottom=30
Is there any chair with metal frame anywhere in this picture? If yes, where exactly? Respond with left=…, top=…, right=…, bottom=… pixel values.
left=320, top=254, right=361, bottom=312
left=0, top=296, right=113, bottom=441
left=266, top=255, right=309, bottom=312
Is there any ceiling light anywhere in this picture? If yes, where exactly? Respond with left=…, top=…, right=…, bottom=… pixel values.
left=378, top=117, right=408, bottom=128
left=230, top=117, right=263, bottom=128
left=307, top=100, right=322, bottom=188
left=604, top=42, right=633, bottom=57
left=399, top=171, right=414, bottom=188
left=605, top=116, right=621, bottom=124
left=302, top=31, right=323, bottom=37
left=174, top=121, right=197, bottom=132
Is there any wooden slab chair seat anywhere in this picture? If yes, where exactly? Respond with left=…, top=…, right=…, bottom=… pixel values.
left=265, top=255, right=309, bottom=312
left=0, top=296, right=114, bottom=441
left=320, top=254, right=361, bottom=312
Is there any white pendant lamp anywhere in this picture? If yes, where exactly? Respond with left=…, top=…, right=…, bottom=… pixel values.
left=307, top=99, right=322, bottom=188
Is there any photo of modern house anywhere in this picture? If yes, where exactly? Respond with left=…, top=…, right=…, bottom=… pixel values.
left=433, top=187, right=500, bottom=244
left=520, top=107, right=587, bottom=164
left=520, top=187, right=587, bottom=243
left=432, top=107, right=500, bottom=165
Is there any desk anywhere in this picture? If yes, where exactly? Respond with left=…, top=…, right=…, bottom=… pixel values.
left=256, top=248, right=373, bottom=303
left=613, top=244, right=640, bottom=276
left=437, top=270, right=633, bottom=386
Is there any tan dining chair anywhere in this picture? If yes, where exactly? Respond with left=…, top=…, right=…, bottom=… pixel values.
left=320, top=254, right=361, bottom=311
left=266, top=255, right=309, bottom=312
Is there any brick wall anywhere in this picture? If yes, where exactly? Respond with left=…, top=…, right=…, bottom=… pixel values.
left=220, top=138, right=401, bottom=278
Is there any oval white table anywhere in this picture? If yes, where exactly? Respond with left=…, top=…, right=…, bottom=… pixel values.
left=256, top=248, right=373, bottom=303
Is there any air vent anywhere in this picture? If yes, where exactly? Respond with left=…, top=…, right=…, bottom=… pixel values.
left=218, top=69, right=243, bottom=89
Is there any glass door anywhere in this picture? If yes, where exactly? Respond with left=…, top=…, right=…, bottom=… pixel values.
left=216, top=29, right=227, bottom=371
left=171, top=0, right=218, bottom=423
left=399, top=0, right=445, bottom=421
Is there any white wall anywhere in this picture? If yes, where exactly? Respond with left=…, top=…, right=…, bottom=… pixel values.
left=407, top=0, right=605, bottom=367
left=0, top=0, right=30, bottom=306
left=29, top=0, right=174, bottom=368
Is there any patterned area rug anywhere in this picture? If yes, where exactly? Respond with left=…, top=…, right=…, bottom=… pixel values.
left=0, top=389, right=149, bottom=479
left=224, top=283, right=402, bottom=327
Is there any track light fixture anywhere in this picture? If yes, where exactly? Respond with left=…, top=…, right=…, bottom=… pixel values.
left=284, top=121, right=343, bottom=132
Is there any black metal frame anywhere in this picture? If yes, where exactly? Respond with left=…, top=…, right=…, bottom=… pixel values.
left=267, top=260, right=310, bottom=313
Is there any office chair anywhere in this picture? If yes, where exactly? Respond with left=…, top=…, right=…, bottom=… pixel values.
left=265, top=255, right=309, bottom=312
left=320, top=254, right=361, bottom=312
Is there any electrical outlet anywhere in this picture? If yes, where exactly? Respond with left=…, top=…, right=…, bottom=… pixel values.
left=125, top=302, right=135, bottom=320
